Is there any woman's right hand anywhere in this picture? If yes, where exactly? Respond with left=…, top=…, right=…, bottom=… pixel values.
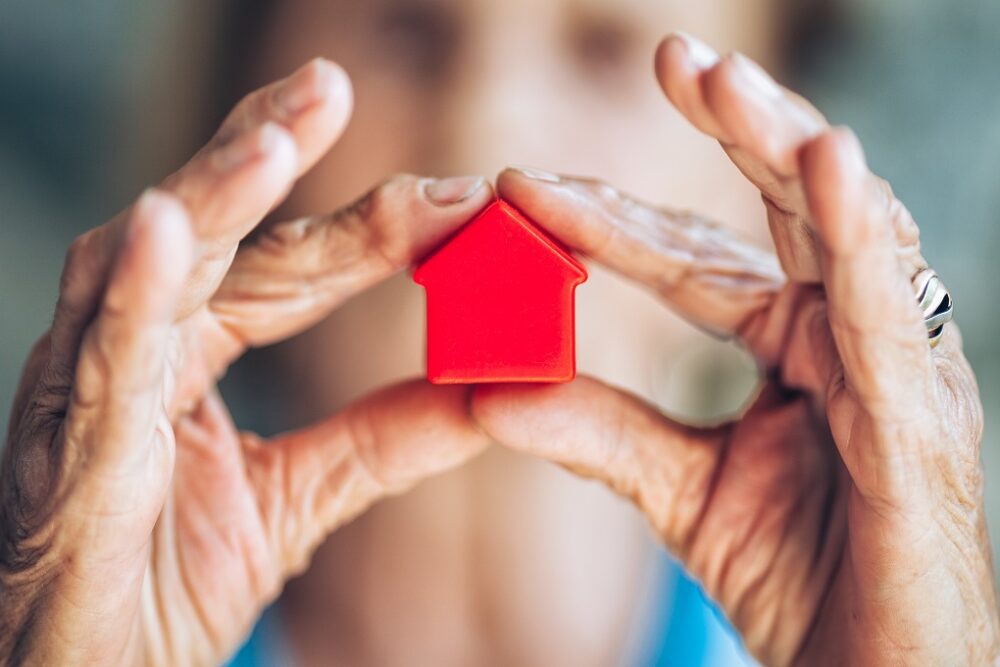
left=0, top=59, right=493, bottom=666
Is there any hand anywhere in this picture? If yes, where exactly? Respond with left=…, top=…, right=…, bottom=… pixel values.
left=0, top=59, right=493, bottom=666
left=472, top=33, right=1000, bottom=665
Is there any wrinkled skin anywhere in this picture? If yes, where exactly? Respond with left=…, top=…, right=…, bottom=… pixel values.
left=474, top=35, right=999, bottom=665
left=1, top=32, right=998, bottom=667
left=0, top=61, right=494, bottom=665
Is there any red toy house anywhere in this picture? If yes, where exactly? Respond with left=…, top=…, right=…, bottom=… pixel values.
left=413, top=199, right=588, bottom=384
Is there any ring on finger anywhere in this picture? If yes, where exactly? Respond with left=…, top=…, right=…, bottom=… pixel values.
left=912, top=268, right=954, bottom=347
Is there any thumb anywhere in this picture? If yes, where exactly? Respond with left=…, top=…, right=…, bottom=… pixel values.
left=470, top=376, right=729, bottom=556
left=244, top=380, right=492, bottom=577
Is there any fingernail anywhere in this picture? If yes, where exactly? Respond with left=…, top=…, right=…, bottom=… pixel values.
left=508, top=166, right=561, bottom=183
left=674, top=31, right=719, bottom=68
left=424, top=175, right=486, bottom=205
left=731, top=52, right=783, bottom=100
left=213, top=122, right=283, bottom=171
left=274, top=59, right=331, bottom=115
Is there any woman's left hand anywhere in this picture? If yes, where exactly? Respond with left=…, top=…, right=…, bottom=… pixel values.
left=472, top=33, right=1000, bottom=666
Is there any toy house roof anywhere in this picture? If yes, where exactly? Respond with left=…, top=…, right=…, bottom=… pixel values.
left=413, top=199, right=587, bottom=284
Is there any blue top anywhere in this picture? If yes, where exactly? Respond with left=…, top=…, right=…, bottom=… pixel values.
left=226, top=550, right=754, bottom=666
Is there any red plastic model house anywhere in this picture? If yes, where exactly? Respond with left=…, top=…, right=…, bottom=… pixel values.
left=413, top=199, right=587, bottom=384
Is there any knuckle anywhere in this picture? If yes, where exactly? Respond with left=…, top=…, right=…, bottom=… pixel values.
left=938, top=354, right=985, bottom=447
left=577, top=175, right=623, bottom=205
left=707, top=55, right=763, bottom=112
left=59, top=230, right=98, bottom=299
left=254, top=121, right=297, bottom=159
left=285, top=58, right=346, bottom=108
left=88, top=323, right=119, bottom=384
left=345, top=407, right=390, bottom=493
left=356, top=174, right=420, bottom=267
left=0, top=499, right=56, bottom=577
left=10, top=366, right=72, bottom=457
left=885, top=197, right=923, bottom=269
left=804, top=127, right=849, bottom=168
left=829, top=124, right=859, bottom=146
left=212, top=82, right=280, bottom=150
left=704, top=54, right=736, bottom=90
left=26, top=377, right=71, bottom=435
left=0, top=447, right=61, bottom=661
left=966, top=395, right=985, bottom=446
left=301, top=56, right=344, bottom=83
left=373, top=173, right=419, bottom=203
left=63, top=232, right=91, bottom=272
left=0, top=429, right=64, bottom=575
left=0, top=538, right=58, bottom=664
left=213, top=90, right=263, bottom=145
left=253, top=215, right=314, bottom=260
left=355, top=173, right=418, bottom=219
left=870, top=176, right=900, bottom=226
left=130, top=187, right=188, bottom=226
left=930, top=325, right=982, bottom=440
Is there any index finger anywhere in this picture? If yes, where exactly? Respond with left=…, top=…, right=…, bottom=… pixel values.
left=47, top=59, right=354, bottom=383
left=496, top=167, right=785, bottom=342
left=202, top=174, right=493, bottom=366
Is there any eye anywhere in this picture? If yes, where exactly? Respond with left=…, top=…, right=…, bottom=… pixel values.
left=373, top=2, right=460, bottom=84
left=567, top=14, right=637, bottom=84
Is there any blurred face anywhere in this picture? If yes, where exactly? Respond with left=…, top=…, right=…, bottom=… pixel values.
left=243, top=2, right=784, bottom=659
left=251, top=0, right=779, bottom=416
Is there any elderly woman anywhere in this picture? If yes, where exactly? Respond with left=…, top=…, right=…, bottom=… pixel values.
left=1, top=5, right=997, bottom=666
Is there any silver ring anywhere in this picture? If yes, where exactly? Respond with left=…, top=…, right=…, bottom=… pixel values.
left=912, top=268, right=954, bottom=347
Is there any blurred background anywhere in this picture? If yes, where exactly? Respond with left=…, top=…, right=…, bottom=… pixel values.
left=2, top=0, right=999, bottom=665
